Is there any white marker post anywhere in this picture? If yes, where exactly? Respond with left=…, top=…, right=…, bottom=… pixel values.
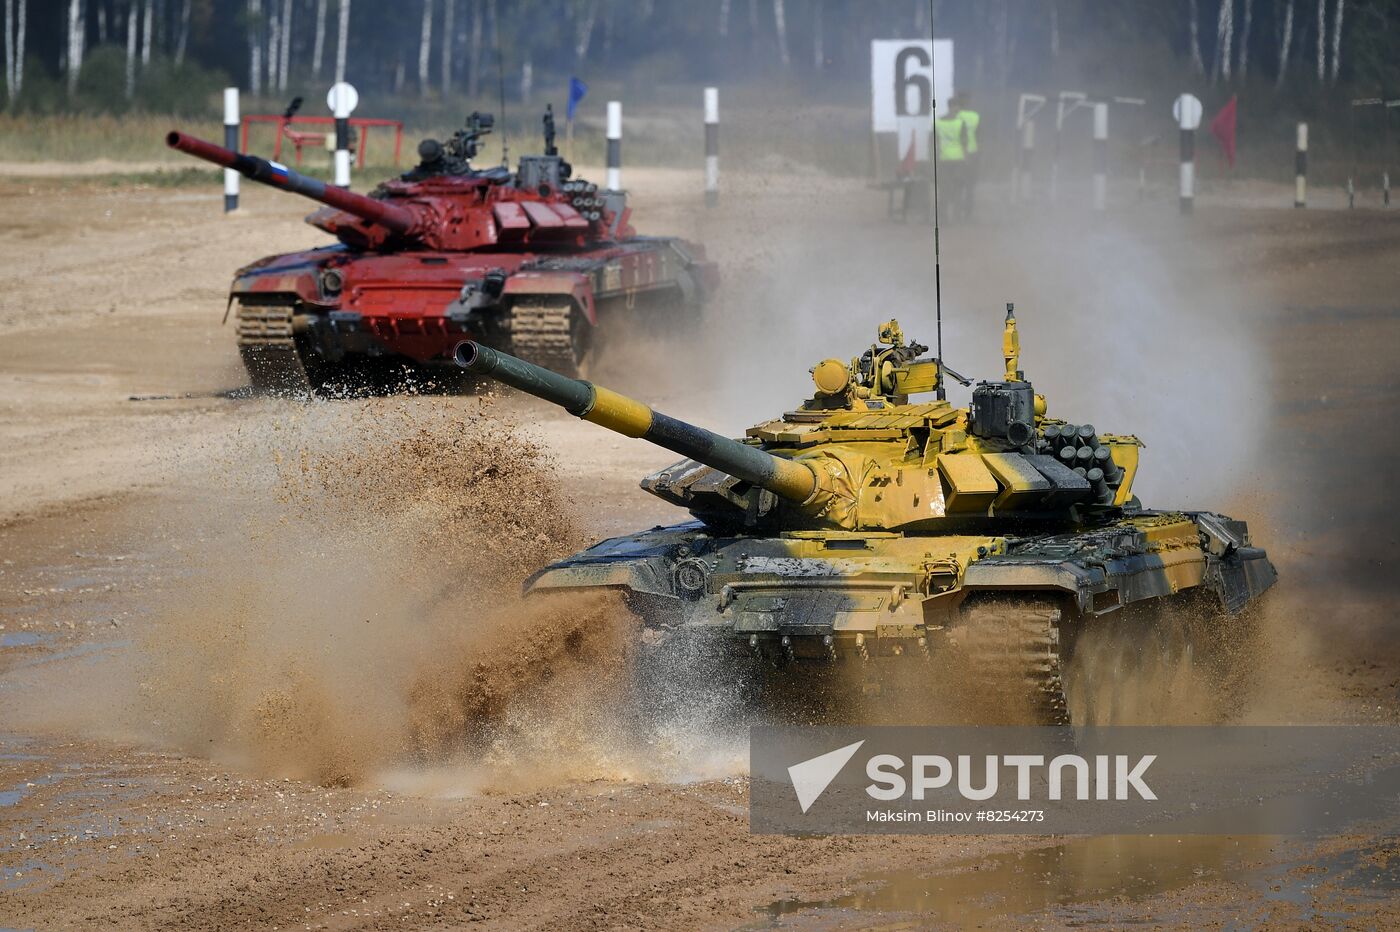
left=327, top=81, right=359, bottom=189
left=1295, top=122, right=1308, bottom=208
left=606, top=100, right=622, bottom=191
left=704, top=87, right=719, bottom=207
left=223, top=87, right=240, bottom=213
left=1092, top=102, right=1109, bottom=211
left=1173, top=93, right=1203, bottom=215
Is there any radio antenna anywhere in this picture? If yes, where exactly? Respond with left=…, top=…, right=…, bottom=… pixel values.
left=927, top=0, right=947, bottom=400
left=495, top=26, right=509, bottom=168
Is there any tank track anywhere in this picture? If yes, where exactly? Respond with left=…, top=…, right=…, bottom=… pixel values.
left=949, top=597, right=1069, bottom=725
left=505, top=298, right=584, bottom=378
left=234, top=300, right=313, bottom=393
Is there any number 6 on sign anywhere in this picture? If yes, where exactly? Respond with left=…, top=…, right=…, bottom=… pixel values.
left=871, top=39, right=955, bottom=131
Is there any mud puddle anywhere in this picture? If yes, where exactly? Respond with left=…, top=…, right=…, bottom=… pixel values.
left=757, top=834, right=1400, bottom=927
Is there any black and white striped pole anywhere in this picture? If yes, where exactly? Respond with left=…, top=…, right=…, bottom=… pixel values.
left=1092, top=102, right=1108, bottom=211
left=1294, top=122, right=1308, bottom=208
left=704, top=87, right=719, bottom=207
left=1173, top=93, right=1202, bottom=215
left=223, top=87, right=239, bottom=213
left=328, top=81, right=358, bottom=189
left=606, top=100, right=622, bottom=191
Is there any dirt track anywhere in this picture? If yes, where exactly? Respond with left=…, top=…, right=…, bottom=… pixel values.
left=3, top=164, right=1400, bottom=929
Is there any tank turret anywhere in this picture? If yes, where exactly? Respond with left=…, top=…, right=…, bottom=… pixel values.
left=164, top=108, right=717, bottom=391
left=455, top=308, right=1142, bottom=533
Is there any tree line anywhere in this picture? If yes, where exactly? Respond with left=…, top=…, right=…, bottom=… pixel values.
left=3, top=1, right=1397, bottom=113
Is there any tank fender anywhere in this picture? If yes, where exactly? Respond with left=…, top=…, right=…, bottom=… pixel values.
left=1204, top=547, right=1278, bottom=613
left=526, top=559, right=675, bottom=599
left=502, top=270, right=597, bottom=325
left=231, top=251, right=342, bottom=307
left=1188, top=511, right=1278, bottom=612
left=522, top=529, right=695, bottom=599
left=960, top=559, right=1104, bottom=615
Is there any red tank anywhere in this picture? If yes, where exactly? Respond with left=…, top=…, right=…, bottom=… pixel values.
left=167, top=109, right=717, bottom=391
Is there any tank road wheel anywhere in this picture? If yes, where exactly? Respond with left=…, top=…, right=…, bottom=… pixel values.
left=946, top=595, right=1070, bottom=725
left=504, top=297, right=592, bottom=378
left=234, top=299, right=314, bottom=395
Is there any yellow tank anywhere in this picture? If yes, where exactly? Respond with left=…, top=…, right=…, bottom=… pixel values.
left=455, top=307, right=1276, bottom=724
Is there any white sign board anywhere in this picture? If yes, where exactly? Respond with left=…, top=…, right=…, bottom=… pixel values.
left=327, top=81, right=359, bottom=117
left=1172, top=93, right=1203, bottom=130
left=871, top=39, right=954, bottom=133
left=895, top=116, right=929, bottom=163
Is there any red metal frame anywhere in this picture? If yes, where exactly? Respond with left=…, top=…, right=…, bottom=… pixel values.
left=240, top=114, right=404, bottom=169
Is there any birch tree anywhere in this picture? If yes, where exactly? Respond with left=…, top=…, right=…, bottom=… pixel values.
left=4, top=0, right=14, bottom=106
left=312, top=0, right=326, bottom=76
left=467, top=0, right=481, bottom=98
left=248, top=0, right=261, bottom=95
left=440, top=0, right=453, bottom=95
left=1237, top=0, right=1252, bottom=77
left=418, top=0, right=433, bottom=96
left=174, top=0, right=190, bottom=65
left=125, top=0, right=137, bottom=99
left=574, top=0, right=599, bottom=64
left=1187, top=0, right=1205, bottom=75
left=1213, top=0, right=1233, bottom=83
left=278, top=0, right=292, bottom=92
left=265, top=9, right=277, bottom=90
left=771, top=0, right=789, bottom=69
left=334, top=0, right=348, bottom=83
left=67, top=0, right=85, bottom=98
left=141, top=0, right=152, bottom=67
left=10, top=0, right=22, bottom=101
left=1315, top=0, right=1326, bottom=83
left=3, top=0, right=27, bottom=107
left=1275, top=0, right=1294, bottom=87
left=1328, top=0, right=1344, bottom=83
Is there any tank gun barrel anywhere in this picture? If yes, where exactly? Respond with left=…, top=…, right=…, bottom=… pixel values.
left=455, top=341, right=821, bottom=504
left=165, top=131, right=416, bottom=235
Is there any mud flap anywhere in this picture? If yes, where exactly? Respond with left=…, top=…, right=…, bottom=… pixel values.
left=1205, top=547, right=1278, bottom=613
left=238, top=343, right=313, bottom=394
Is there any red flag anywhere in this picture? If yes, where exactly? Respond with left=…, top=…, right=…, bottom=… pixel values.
left=1210, top=96, right=1238, bottom=169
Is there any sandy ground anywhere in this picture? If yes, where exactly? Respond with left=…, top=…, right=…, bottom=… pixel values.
left=2, top=160, right=1400, bottom=930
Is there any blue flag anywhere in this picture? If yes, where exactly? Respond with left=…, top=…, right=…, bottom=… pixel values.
left=567, top=77, right=588, bottom=121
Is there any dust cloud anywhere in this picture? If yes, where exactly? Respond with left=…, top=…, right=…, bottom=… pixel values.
left=4, top=395, right=750, bottom=787
left=132, top=397, right=620, bottom=786
left=688, top=208, right=1266, bottom=511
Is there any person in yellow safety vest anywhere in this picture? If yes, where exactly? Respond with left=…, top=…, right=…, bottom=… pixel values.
left=933, top=97, right=968, bottom=221
left=956, top=91, right=981, bottom=218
